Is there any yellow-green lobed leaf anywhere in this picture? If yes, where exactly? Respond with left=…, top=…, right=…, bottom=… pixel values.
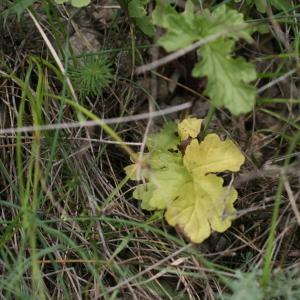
left=125, top=118, right=245, bottom=243
left=133, top=151, right=191, bottom=210
left=165, top=175, right=238, bottom=243
left=184, top=134, right=245, bottom=175
left=147, top=122, right=179, bottom=151
left=178, top=117, right=202, bottom=141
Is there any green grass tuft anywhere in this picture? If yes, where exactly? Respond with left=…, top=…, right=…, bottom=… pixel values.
left=68, top=54, right=113, bottom=99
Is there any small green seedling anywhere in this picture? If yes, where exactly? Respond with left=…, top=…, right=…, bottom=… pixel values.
left=68, top=55, right=113, bottom=99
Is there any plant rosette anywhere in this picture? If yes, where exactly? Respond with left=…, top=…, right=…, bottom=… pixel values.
left=125, top=117, right=245, bottom=243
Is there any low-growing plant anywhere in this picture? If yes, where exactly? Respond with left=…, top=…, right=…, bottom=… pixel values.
left=125, top=117, right=245, bottom=243
left=151, top=1, right=257, bottom=115
left=222, top=267, right=300, bottom=300
left=68, top=55, right=113, bottom=99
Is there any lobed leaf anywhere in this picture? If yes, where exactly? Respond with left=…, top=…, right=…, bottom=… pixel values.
left=152, top=1, right=257, bottom=115
left=147, top=122, right=179, bottom=151
left=177, top=117, right=202, bottom=141
left=184, top=135, right=245, bottom=175
left=165, top=175, right=238, bottom=243
left=125, top=118, right=245, bottom=243
left=192, top=39, right=257, bottom=115
left=152, top=1, right=202, bottom=51
left=127, top=0, right=154, bottom=36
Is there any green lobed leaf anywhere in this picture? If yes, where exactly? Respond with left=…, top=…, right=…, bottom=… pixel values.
left=128, top=0, right=148, bottom=18
left=152, top=1, right=202, bottom=51
left=127, top=0, right=154, bottom=36
left=146, top=122, right=179, bottom=152
left=203, top=5, right=253, bottom=42
left=129, top=147, right=191, bottom=210
left=192, top=39, right=257, bottom=115
left=152, top=1, right=257, bottom=115
left=133, top=152, right=190, bottom=210
left=135, top=16, right=155, bottom=36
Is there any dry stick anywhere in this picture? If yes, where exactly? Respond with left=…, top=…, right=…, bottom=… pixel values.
left=257, top=68, right=298, bottom=94
left=0, top=102, right=191, bottom=135
left=0, top=136, right=142, bottom=146
left=136, top=26, right=248, bottom=74
left=266, top=5, right=290, bottom=51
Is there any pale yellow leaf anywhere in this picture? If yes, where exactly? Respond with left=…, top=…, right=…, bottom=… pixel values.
left=184, top=134, right=245, bottom=175
left=165, top=174, right=237, bottom=243
left=125, top=118, right=245, bottom=244
left=178, top=117, right=202, bottom=141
